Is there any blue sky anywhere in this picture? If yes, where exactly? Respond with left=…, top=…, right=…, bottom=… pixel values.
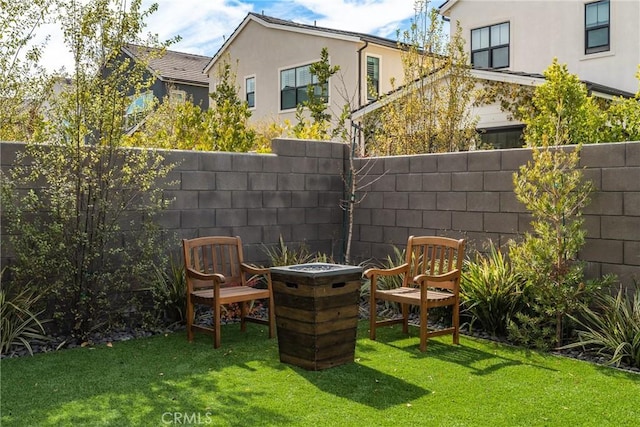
left=39, top=0, right=421, bottom=73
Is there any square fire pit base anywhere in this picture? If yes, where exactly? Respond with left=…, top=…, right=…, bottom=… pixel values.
left=270, top=263, right=363, bottom=370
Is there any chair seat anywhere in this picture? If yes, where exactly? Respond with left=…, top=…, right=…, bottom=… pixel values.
left=377, top=287, right=455, bottom=305
left=191, top=286, right=271, bottom=305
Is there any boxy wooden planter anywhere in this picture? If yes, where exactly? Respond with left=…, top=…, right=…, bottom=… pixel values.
left=270, top=263, right=363, bottom=370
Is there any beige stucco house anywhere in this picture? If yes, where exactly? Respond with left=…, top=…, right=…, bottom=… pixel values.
left=439, top=0, right=639, bottom=95
left=354, top=0, right=638, bottom=150
left=203, top=12, right=405, bottom=131
left=438, top=0, right=639, bottom=147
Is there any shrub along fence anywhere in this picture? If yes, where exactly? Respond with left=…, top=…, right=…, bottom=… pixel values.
left=1, top=139, right=638, bottom=290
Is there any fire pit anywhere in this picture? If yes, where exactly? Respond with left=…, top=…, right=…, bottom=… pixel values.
left=270, top=263, right=363, bottom=370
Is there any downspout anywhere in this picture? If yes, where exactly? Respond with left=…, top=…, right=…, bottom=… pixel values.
left=357, top=40, right=369, bottom=108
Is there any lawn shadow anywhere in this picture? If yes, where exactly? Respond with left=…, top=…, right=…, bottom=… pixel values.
left=362, top=324, right=557, bottom=376
left=292, top=361, right=430, bottom=409
left=1, top=327, right=299, bottom=427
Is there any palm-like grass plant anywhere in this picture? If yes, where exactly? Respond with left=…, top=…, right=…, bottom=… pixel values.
left=461, top=243, right=525, bottom=336
left=0, top=273, right=49, bottom=355
left=562, top=286, right=640, bottom=368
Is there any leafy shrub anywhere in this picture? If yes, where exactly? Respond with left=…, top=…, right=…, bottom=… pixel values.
left=562, top=286, right=640, bottom=368
left=0, top=270, right=49, bottom=355
left=461, top=243, right=525, bottom=336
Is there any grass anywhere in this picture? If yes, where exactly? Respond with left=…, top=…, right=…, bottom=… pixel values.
left=1, top=322, right=639, bottom=426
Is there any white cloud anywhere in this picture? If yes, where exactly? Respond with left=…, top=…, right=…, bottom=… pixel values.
left=36, top=0, right=418, bottom=73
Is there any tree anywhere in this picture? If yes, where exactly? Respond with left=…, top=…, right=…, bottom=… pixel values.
left=508, top=140, right=595, bottom=348
left=366, top=0, right=477, bottom=155
left=2, top=0, right=174, bottom=338
left=124, top=55, right=261, bottom=153
left=292, top=47, right=341, bottom=140
left=206, top=56, right=256, bottom=152
left=520, top=58, right=606, bottom=147
left=0, top=0, right=52, bottom=140
left=122, top=92, right=209, bottom=150
left=603, top=66, right=640, bottom=142
left=507, top=60, right=604, bottom=349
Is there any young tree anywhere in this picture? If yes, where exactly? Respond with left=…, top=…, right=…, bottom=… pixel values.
left=206, top=56, right=256, bottom=152
left=508, top=140, right=595, bottom=348
left=292, top=47, right=340, bottom=140
left=367, top=0, right=477, bottom=155
left=507, top=62, right=604, bottom=349
left=520, top=58, right=606, bottom=147
left=2, top=0, right=174, bottom=338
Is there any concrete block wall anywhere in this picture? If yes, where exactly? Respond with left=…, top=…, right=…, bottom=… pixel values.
left=351, top=142, right=640, bottom=288
left=154, top=138, right=347, bottom=263
left=0, top=139, right=348, bottom=267
left=1, top=139, right=638, bottom=287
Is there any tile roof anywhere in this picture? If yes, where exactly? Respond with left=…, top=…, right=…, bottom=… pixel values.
left=124, top=44, right=211, bottom=86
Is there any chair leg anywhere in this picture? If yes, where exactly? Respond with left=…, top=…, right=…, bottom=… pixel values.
left=369, top=289, right=377, bottom=341
left=420, top=304, right=429, bottom=352
left=402, top=303, right=409, bottom=334
left=268, top=297, right=275, bottom=339
left=240, top=301, right=247, bottom=333
left=186, top=297, right=194, bottom=342
left=453, top=301, right=460, bottom=345
left=214, top=302, right=221, bottom=349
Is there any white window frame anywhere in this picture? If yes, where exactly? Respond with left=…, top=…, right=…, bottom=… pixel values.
left=366, top=54, right=381, bottom=101
left=245, top=75, right=256, bottom=109
left=278, top=58, right=327, bottom=112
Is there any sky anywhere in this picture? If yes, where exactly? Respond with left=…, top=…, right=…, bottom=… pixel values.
left=37, top=0, right=421, bottom=73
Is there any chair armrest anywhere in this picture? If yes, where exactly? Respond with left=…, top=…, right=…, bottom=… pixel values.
left=414, top=269, right=460, bottom=286
left=241, top=263, right=270, bottom=276
left=185, top=267, right=226, bottom=284
left=364, top=263, right=409, bottom=279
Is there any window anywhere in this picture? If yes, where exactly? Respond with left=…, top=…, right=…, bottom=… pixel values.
left=246, top=76, right=255, bottom=108
left=169, top=89, right=186, bottom=103
left=125, top=90, right=155, bottom=129
left=585, top=0, right=610, bottom=54
left=478, top=126, right=524, bottom=149
left=366, top=56, right=380, bottom=100
left=471, top=22, right=509, bottom=69
left=280, top=64, right=326, bottom=110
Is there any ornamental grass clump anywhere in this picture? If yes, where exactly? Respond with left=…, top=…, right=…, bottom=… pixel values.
left=0, top=269, right=50, bottom=355
left=562, top=286, right=640, bottom=369
left=461, top=243, right=525, bottom=337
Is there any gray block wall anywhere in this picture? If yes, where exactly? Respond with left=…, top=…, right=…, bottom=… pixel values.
left=1, top=140, right=639, bottom=288
left=351, top=142, right=640, bottom=288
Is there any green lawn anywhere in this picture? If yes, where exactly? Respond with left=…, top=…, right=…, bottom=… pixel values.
left=1, top=322, right=639, bottom=426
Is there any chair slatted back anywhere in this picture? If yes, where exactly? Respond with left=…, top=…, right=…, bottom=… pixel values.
left=183, top=236, right=246, bottom=289
left=403, top=236, right=465, bottom=290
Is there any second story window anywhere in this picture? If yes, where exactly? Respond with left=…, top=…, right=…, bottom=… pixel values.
left=280, top=64, right=326, bottom=110
left=471, top=22, right=509, bottom=69
left=366, top=56, right=380, bottom=100
left=585, top=0, right=610, bottom=54
left=246, top=76, right=255, bottom=108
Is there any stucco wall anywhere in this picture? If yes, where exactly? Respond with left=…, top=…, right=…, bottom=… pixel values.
left=1, top=139, right=638, bottom=288
left=443, top=0, right=640, bottom=94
